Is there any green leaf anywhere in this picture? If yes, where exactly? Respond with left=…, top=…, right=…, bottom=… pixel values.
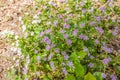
left=93, top=72, right=103, bottom=80
left=84, top=72, right=96, bottom=80
left=78, top=51, right=87, bottom=60
left=65, top=74, right=76, bottom=80
left=70, top=52, right=79, bottom=61
left=75, top=62, right=85, bottom=77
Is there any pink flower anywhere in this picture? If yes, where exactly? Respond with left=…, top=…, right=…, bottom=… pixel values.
left=66, top=39, right=72, bottom=45
left=63, top=23, right=70, bottom=29
left=103, top=58, right=111, bottom=65
left=88, top=63, right=94, bottom=68
left=64, top=34, right=68, bottom=39
left=45, top=45, right=51, bottom=51
left=73, top=29, right=78, bottom=36
left=95, top=27, right=104, bottom=34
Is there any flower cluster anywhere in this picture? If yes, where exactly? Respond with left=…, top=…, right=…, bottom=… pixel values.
left=11, top=0, right=120, bottom=80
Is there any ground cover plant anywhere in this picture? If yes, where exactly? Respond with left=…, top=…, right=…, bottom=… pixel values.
left=8, top=0, right=120, bottom=80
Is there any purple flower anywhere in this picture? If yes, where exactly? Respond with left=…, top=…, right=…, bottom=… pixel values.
left=83, top=36, right=89, bottom=41
left=112, top=27, right=118, bottom=36
left=80, top=2, right=85, bottom=6
left=79, top=34, right=89, bottom=41
left=64, top=34, right=68, bottom=39
left=50, top=61, right=55, bottom=70
left=89, top=55, right=94, bottom=59
left=89, top=21, right=95, bottom=26
left=64, top=54, right=69, bottom=60
left=118, top=49, right=120, bottom=52
left=64, top=18, right=68, bottom=22
left=60, top=29, right=65, bottom=33
left=79, top=34, right=84, bottom=39
left=88, top=63, right=94, bottom=68
left=22, top=66, right=28, bottom=75
left=102, top=45, right=112, bottom=53
left=63, top=23, right=70, bottom=29
left=73, top=29, right=78, bottom=36
left=100, top=6, right=106, bottom=11
left=54, top=48, right=60, bottom=53
left=80, top=23, right=85, bottom=27
left=45, top=28, right=52, bottom=34
left=95, top=17, right=100, bottom=21
left=45, top=45, right=51, bottom=51
left=39, top=32, right=44, bottom=37
left=94, top=39, right=100, bottom=44
left=58, top=14, right=63, bottom=18
left=82, top=9, right=87, bottom=14
left=95, top=27, right=104, bottom=34
left=110, top=74, right=117, bottom=80
left=62, top=68, right=67, bottom=75
left=61, top=51, right=66, bottom=55
left=54, top=20, right=58, bottom=27
left=51, top=43, right=55, bottom=48
left=117, top=19, right=120, bottom=22
left=67, top=61, right=73, bottom=67
left=103, top=58, right=111, bottom=65
left=43, top=36, right=51, bottom=44
left=66, top=39, right=72, bottom=45
left=48, top=53, right=53, bottom=60
left=36, top=56, right=40, bottom=62
left=102, top=73, right=107, bottom=78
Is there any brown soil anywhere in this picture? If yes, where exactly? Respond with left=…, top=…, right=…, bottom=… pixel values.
left=0, top=0, right=33, bottom=80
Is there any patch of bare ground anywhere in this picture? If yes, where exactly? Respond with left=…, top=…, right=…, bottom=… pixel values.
left=0, top=0, right=33, bottom=80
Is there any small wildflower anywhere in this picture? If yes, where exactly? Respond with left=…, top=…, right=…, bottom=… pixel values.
left=64, top=55, right=69, bottom=60
left=89, top=21, right=95, bottom=26
left=58, top=14, right=63, bottom=18
left=118, top=49, right=120, bottom=52
left=60, top=29, right=65, bottom=33
left=54, top=20, right=58, bottom=27
left=54, top=48, right=60, bottom=53
left=102, top=45, right=112, bottom=53
left=80, top=23, right=85, bottom=28
left=88, top=63, right=94, bottom=68
left=45, top=45, right=51, bottom=51
left=66, top=39, right=72, bottom=45
left=61, top=51, right=66, bottom=55
left=45, top=28, right=52, bottom=34
left=48, top=53, right=53, bottom=60
left=67, top=61, right=73, bottom=67
left=100, top=6, right=106, bottom=11
left=110, top=74, right=117, bottom=80
left=43, top=36, right=51, bottom=44
left=64, top=34, right=68, bottom=39
left=63, top=23, right=70, bottom=29
left=94, top=39, right=100, bottom=44
left=95, top=27, right=104, bottom=34
left=50, top=61, right=55, bottom=70
left=103, top=58, right=111, bottom=65
left=102, top=73, right=107, bottom=78
left=82, top=9, right=87, bottom=14
left=62, top=68, right=68, bottom=75
left=36, top=56, right=40, bottom=62
left=73, top=29, right=78, bottom=36
left=95, top=17, right=100, bottom=21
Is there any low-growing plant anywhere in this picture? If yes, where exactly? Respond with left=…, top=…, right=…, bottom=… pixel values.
left=9, top=0, right=120, bottom=80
